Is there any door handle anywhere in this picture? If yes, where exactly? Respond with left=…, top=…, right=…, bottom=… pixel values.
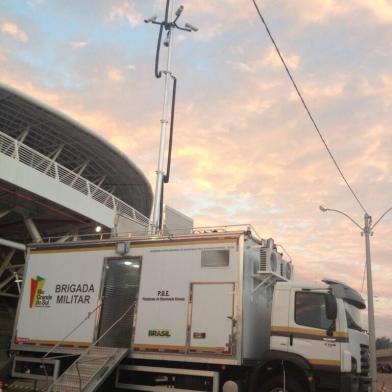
left=323, top=337, right=336, bottom=342
left=289, top=333, right=293, bottom=346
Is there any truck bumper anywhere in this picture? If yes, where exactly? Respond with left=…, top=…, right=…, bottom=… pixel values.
left=340, top=374, right=371, bottom=392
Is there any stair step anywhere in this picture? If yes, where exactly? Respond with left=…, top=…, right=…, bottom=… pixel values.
left=58, top=373, right=90, bottom=382
left=78, top=358, right=108, bottom=364
left=52, top=381, right=85, bottom=390
left=66, top=367, right=101, bottom=377
left=70, top=362, right=105, bottom=369
left=48, top=346, right=129, bottom=392
left=88, top=346, right=118, bottom=355
left=80, top=355, right=111, bottom=362
left=53, top=381, right=83, bottom=392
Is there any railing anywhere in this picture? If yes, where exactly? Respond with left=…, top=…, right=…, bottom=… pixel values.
left=0, top=130, right=150, bottom=226
left=41, top=303, right=103, bottom=361
left=38, top=224, right=262, bottom=244
left=40, top=302, right=103, bottom=390
left=42, top=301, right=136, bottom=391
left=71, top=301, right=135, bottom=392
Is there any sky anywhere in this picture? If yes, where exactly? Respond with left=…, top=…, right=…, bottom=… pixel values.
left=1, top=0, right=392, bottom=338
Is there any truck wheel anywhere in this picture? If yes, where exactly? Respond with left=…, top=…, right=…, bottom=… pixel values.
left=260, top=375, right=304, bottom=392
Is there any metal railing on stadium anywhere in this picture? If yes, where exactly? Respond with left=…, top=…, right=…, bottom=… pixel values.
left=0, top=130, right=150, bottom=226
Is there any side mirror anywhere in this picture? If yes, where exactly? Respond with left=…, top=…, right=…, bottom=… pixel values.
left=325, top=293, right=337, bottom=320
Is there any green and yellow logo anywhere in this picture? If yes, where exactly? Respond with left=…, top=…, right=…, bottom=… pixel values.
left=29, top=276, right=52, bottom=308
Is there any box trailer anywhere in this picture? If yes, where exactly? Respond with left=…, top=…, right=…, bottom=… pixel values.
left=10, top=228, right=370, bottom=392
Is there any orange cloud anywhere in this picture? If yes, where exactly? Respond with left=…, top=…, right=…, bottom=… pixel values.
left=358, top=0, right=392, bottom=23
left=1, top=21, right=28, bottom=43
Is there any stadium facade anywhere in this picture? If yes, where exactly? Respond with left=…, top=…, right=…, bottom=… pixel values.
left=0, top=83, right=153, bottom=301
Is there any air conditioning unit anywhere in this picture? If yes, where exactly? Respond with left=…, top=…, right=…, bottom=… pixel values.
left=258, top=248, right=282, bottom=275
left=281, top=261, right=294, bottom=281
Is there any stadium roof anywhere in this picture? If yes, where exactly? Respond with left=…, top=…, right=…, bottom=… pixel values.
left=0, top=84, right=153, bottom=217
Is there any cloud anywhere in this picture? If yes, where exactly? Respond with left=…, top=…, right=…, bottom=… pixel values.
left=358, top=0, right=392, bottom=23
left=262, top=49, right=300, bottom=70
left=1, top=21, right=28, bottom=43
left=193, top=23, right=223, bottom=41
left=289, top=80, right=345, bottom=101
left=228, top=49, right=300, bottom=76
left=240, top=98, right=274, bottom=114
left=108, top=1, right=141, bottom=27
left=106, top=67, right=124, bottom=82
left=27, top=0, right=45, bottom=7
left=288, top=0, right=392, bottom=24
left=296, top=0, right=351, bottom=23
left=70, top=41, right=88, bottom=49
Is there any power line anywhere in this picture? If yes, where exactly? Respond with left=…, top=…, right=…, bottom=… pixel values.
left=251, top=0, right=368, bottom=215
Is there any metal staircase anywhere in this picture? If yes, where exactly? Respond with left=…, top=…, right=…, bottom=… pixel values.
left=39, top=301, right=136, bottom=392
left=47, top=346, right=128, bottom=392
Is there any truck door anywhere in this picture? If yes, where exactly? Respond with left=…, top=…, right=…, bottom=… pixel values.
left=97, top=257, right=142, bottom=348
left=288, top=289, right=341, bottom=370
left=189, top=283, right=235, bottom=355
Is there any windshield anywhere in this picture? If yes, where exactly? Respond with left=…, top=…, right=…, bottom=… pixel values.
left=344, top=301, right=367, bottom=332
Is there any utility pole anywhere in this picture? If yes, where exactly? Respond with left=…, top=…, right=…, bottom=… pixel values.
left=320, top=206, right=392, bottom=391
left=363, top=213, right=376, bottom=392
left=145, top=1, right=198, bottom=232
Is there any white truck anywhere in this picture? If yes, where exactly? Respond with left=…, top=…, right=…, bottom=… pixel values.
left=10, top=227, right=370, bottom=392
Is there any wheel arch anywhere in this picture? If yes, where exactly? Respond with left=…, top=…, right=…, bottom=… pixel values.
left=249, top=350, right=316, bottom=392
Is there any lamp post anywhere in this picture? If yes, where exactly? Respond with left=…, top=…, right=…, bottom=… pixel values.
left=319, top=205, right=392, bottom=392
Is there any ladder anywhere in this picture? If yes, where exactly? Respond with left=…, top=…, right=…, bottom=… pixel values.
left=47, top=346, right=128, bottom=392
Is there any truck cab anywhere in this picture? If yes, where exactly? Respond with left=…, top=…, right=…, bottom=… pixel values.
left=261, top=279, right=370, bottom=392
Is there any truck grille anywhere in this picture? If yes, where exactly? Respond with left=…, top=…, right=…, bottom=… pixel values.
left=360, top=344, right=370, bottom=374
left=260, top=249, right=267, bottom=271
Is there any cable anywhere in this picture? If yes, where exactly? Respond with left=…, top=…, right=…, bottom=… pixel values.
left=251, top=0, right=368, bottom=214
left=155, top=25, right=164, bottom=78
left=164, top=75, right=177, bottom=184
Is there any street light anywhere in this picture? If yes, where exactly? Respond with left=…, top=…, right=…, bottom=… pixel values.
left=319, top=205, right=392, bottom=392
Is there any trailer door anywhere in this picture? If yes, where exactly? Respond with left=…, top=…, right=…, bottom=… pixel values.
left=189, top=283, right=234, bottom=355
left=97, top=257, right=141, bottom=348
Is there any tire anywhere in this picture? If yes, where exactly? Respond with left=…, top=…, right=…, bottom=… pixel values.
left=259, top=375, right=305, bottom=392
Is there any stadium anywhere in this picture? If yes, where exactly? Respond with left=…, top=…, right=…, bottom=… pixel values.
left=0, top=83, right=154, bottom=361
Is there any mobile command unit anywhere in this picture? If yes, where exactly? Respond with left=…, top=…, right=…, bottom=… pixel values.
left=10, top=227, right=370, bottom=392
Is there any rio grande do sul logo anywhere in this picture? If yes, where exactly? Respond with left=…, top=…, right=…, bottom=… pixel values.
left=29, top=275, right=52, bottom=308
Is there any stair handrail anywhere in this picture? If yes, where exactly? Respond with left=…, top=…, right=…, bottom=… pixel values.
left=48, top=300, right=136, bottom=392
left=40, top=302, right=102, bottom=391
left=85, top=300, right=136, bottom=350
left=41, top=302, right=103, bottom=360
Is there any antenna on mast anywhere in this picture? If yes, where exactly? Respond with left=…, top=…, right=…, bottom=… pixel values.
left=145, top=1, right=198, bottom=233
